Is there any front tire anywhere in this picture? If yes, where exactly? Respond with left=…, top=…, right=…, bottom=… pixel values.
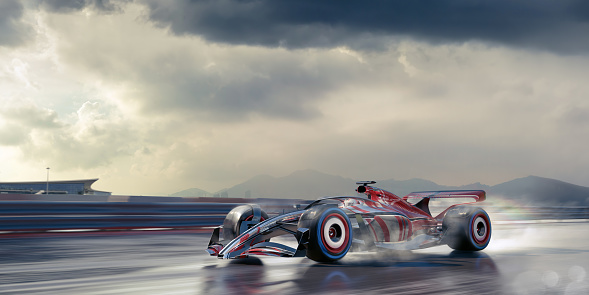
left=442, top=206, right=491, bottom=251
left=222, top=205, right=268, bottom=241
left=298, top=205, right=353, bottom=262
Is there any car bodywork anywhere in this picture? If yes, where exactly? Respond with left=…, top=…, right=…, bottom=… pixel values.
left=206, top=181, right=488, bottom=261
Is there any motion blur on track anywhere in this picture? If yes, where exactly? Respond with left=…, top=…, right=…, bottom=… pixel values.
left=1, top=221, right=588, bottom=294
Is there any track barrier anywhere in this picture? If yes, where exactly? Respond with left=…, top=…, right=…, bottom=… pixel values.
left=0, top=199, right=308, bottom=234
left=0, top=195, right=587, bottom=234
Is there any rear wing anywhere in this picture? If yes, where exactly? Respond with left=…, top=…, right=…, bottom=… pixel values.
left=403, top=190, right=486, bottom=203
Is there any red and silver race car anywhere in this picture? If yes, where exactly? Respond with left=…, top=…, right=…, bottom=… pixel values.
left=206, top=181, right=491, bottom=263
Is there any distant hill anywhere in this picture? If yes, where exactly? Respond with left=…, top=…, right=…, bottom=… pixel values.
left=170, top=187, right=212, bottom=198
left=173, top=170, right=589, bottom=206
left=173, top=170, right=487, bottom=199
left=217, top=169, right=357, bottom=199
left=488, top=176, right=589, bottom=206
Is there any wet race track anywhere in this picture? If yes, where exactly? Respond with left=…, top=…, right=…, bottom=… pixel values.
left=1, top=222, right=588, bottom=294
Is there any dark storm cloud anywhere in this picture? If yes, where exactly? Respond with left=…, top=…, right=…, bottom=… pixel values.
left=37, top=0, right=127, bottom=13
left=144, top=0, right=589, bottom=53
left=0, top=0, right=31, bottom=47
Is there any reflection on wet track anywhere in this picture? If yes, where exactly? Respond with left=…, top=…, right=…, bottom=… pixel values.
left=1, top=222, right=588, bottom=294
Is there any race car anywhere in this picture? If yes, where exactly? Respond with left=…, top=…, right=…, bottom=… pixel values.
left=206, top=181, right=491, bottom=263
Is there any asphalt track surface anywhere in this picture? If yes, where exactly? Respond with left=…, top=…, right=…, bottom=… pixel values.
left=1, top=222, right=588, bottom=294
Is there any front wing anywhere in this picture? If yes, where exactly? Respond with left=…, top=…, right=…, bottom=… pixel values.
left=208, top=210, right=309, bottom=259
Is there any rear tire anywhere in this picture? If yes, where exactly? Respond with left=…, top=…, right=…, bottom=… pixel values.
left=298, top=205, right=353, bottom=262
left=222, top=205, right=268, bottom=241
left=442, top=206, right=491, bottom=251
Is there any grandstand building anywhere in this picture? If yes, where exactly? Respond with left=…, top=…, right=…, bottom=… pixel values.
left=0, top=179, right=111, bottom=195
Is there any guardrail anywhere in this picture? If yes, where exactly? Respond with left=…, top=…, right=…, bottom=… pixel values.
left=0, top=201, right=306, bottom=233
left=0, top=202, right=243, bottom=216
left=0, top=215, right=226, bottom=232
left=0, top=200, right=587, bottom=235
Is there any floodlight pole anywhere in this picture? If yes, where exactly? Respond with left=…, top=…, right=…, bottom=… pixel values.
left=46, top=167, right=50, bottom=195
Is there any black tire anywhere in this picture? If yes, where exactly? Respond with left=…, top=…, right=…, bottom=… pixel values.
left=298, top=205, right=353, bottom=262
left=222, top=205, right=268, bottom=241
left=442, top=206, right=491, bottom=251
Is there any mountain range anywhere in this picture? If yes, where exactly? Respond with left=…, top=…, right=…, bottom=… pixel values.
left=171, top=169, right=589, bottom=206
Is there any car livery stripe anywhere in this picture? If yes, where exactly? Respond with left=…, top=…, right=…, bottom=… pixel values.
left=404, top=217, right=408, bottom=240
left=405, top=217, right=412, bottom=239
left=374, top=216, right=390, bottom=242
left=367, top=220, right=379, bottom=241
left=395, top=216, right=403, bottom=241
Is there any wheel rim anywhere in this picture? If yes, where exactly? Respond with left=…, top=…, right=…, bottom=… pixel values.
left=470, top=213, right=490, bottom=245
left=320, top=213, right=349, bottom=254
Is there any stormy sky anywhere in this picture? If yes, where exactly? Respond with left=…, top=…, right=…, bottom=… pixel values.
left=1, top=0, right=589, bottom=195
